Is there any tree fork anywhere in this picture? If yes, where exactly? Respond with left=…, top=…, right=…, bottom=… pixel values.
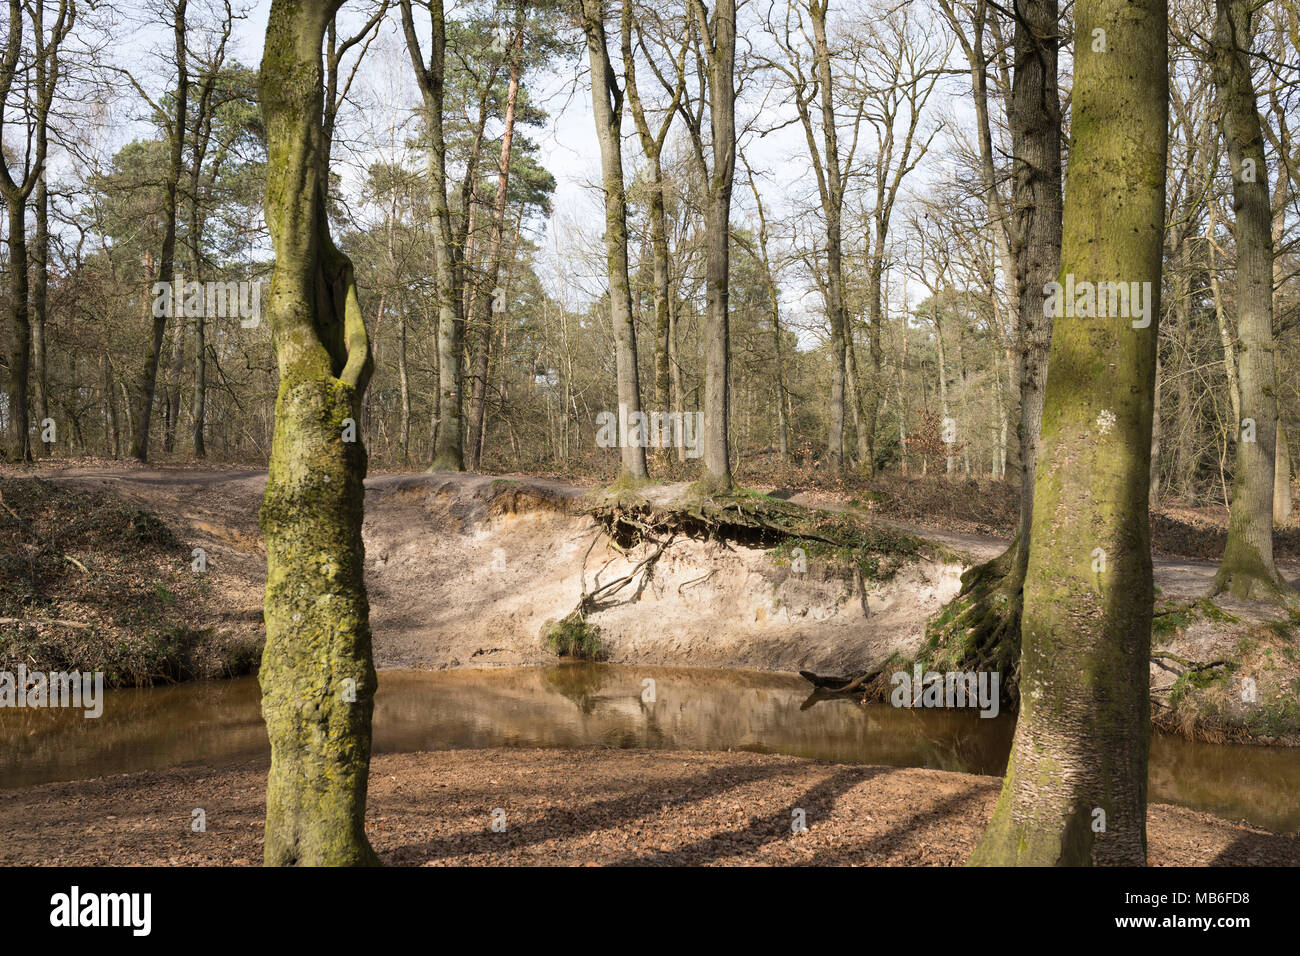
left=258, top=0, right=379, bottom=867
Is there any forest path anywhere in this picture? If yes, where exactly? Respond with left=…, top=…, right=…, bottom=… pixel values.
left=785, top=488, right=1300, bottom=624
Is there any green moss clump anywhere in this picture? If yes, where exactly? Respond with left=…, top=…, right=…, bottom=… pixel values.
left=1152, top=597, right=1241, bottom=642
left=1167, top=663, right=1235, bottom=709
left=545, top=612, right=606, bottom=661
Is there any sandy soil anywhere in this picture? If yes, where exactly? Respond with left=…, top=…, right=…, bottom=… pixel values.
left=13, top=465, right=971, bottom=675
left=15, top=462, right=1293, bottom=678
left=1, top=747, right=1293, bottom=866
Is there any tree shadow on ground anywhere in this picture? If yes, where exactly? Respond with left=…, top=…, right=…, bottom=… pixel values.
left=1207, top=828, right=1300, bottom=866
left=601, top=764, right=896, bottom=866
left=803, top=780, right=991, bottom=865
left=384, top=758, right=803, bottom=863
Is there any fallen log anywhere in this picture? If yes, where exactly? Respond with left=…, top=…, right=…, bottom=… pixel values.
left=798, top=667, right=886, bottom=695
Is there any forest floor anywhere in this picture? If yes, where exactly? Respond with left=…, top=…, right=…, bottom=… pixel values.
left=1, top=747, right=1295, bottom=865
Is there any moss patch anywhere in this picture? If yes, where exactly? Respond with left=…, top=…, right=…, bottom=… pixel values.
left=1152, top=600, right=1300, bottom=745
left=545, top=612, right=606, bottom=661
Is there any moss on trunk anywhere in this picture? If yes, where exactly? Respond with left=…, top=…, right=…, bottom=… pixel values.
left=258, top=0, right=378, bottom=867
left=1208, top=0, right=1299, bottom=607
left=969, top=0, right=1167, bottom=866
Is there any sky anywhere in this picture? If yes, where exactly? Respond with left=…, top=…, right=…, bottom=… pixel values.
left=80, top=0, right=969, bottom=344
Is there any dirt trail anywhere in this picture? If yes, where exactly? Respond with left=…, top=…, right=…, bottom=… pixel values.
left=787, top=488, right=1300, bottom=623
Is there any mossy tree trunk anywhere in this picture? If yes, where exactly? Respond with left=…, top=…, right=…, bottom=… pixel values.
left=913, top=0, right=1060, bottom=694
left=969, top=0, right=1166, bottom=866
left=1004, top=0, right=1062, bottom=587
left=1209, top=0, right=1297, bottom=603
left=581, top=0, right=647, bottom=481
left=258, top=0, right=379, bottom=867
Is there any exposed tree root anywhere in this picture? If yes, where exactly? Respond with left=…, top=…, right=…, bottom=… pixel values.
left=583, top=486, right=938, bottom=583
left=867, top=538, right=1026, bottom=706
left=541, top=486, right=943, bottom=665
left=1210, top=562, right=1300, bottom=608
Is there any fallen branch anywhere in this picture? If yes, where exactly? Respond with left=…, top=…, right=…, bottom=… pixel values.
left=1150, top=651, right=1231, bottom=672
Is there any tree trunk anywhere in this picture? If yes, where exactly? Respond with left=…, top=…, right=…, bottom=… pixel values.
left=916, top=0, right=1063, bottom=692
left=694, top=0, right=737, bottom=491
left=1004, top=0, right=1062, bottom=585
left=258, top=0, right=378, bottom=867
left=398, top=310, right=411, bottom=464
left=0, top=0, right=70, bottom=462
left=1276, top=423, right=1292, bottom=526
left=163, top=313, right=186, bottom=454
left=103, top=353, right=120, bottom=457
left=32, top=165, right=50, bottom=455
left=4, top=199, right=31, bottom=462
left=970, top=0, right=1166, bottom=865
left=130, top=0, right=187, bottom=463
left=465, top=6, right=523, bottom=471
left=402, top=0, right=464, bottom=472
left=1209, top=0, right=1295, bottom=602
left=582, top=0, right=647, bottom=481
left=809, top=0, right=848, bottom=474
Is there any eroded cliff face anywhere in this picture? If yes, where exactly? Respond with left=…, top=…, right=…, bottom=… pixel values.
left=361, top=474, right=964, bottom=674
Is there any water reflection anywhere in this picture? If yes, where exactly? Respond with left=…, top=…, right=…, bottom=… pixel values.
left=0, top=663, right=1295, bottom=833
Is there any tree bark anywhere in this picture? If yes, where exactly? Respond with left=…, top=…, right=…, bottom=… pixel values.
left=129, top=0, right=188, bottom=462
left=970, top=0, right=1166, bottom=866
left=401, top=0, right=464, bottom=472
left=465, top=3, right=524, bottom=471
left=1209, top=0, right=1295, bottom=602
left=32, top=166, right=49, bottom=455
left=622, top=7, right=685, bottom=415
left=258, top=0, right=379, bottom=867
left=582, top=0, right=647, bottom=481
left=0, top=0, right=72, bottom=462
left=691, top=0, right=737, bottom=490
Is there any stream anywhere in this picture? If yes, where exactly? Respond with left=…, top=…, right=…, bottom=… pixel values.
left=1, top=663, right=1295, bottom=833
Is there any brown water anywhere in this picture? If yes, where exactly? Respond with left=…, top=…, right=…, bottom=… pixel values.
left=1, top=664, right=1296, bottom=833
